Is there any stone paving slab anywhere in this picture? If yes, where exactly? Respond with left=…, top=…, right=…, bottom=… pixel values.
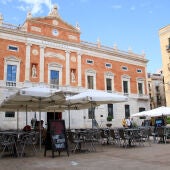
left=1, top=143, right=170, bottom=170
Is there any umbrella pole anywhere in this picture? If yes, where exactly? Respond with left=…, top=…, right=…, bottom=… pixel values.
left=17, top=109, right=19, bottom=130
left=26, top=105, right=28, bottom=125
left=91, top=102, right=93, bottom=129
left=68, top=105, right=70, bottom=129
left=39, top=98, right=42, bottom=151
left=54, top=110, right=55, bottom=120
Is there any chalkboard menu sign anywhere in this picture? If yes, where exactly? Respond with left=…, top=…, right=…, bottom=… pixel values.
left=44, top=120, right=69, bottom=158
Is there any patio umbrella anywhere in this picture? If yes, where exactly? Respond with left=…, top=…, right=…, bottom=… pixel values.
left=132, top=106, right=170, bottom=118
left=66, top=90, right=128, bottom=105
left=0, top=86, right=65, bottom=111
left=46, top=100, right=99, bottom=129
left=63, top=89, right=128, bottom=129
left=0, top=86, right=65, bottom=150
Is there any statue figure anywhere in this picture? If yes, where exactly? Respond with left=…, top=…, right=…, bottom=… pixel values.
left=71, top=70, right=76, bottom=82
left=32, top=64, right=37, bottom=78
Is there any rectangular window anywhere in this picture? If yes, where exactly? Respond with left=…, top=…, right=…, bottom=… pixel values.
left=6, top=65, right=16, bottom=86
left=8, top=45, right=18, bottom=51
left=122, top=66, right=128, bottom=71
left=123, top=80, right=128, bottom=94
left=125, top=104, right=130, bottom=119
left=7, top=65, right=16, bottom=82
left=108, top=104, right=114, bottom=119
left=87, top=76, right=94, bottom=89
left=137, top=69, right=142, bottom=73
left=88, top=107, right=95, bottom=119
left=138, top=82, right=143, bottom=94
left=5, top=112, right=15, bottom=118
left=86, top=59, right=94, bottom=64
left=106, top=78, right=112, bottom=91
left=105, top=63, right=112, bottom=68
left=155, top=86, right=159, bottom=92
left=139, top=107, right=145, bottom=112
left=50, top=70, right=59, bottom=86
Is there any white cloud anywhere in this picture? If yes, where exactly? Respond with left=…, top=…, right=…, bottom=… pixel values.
left=18, top=0, right=53, bottom=15
left=0, top=0, right=13, bottom=5
left=111, top=5, right=122, bottom=10
left=17, top=5, right=29, bottom=12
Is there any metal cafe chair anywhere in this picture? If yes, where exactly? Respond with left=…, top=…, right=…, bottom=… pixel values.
left=139, top=127, right=151, bottom=146
left=118, top=128, right=131, bottom=148
left=84, top=129, right=98, bottom=152
left=156, top=127, right=167, bottom=144
left=109, top=129, right=120, bottom=146
left=67, top=131, right=84, bottom=153
left=0, top=133, right=18, bottom=158
left=19, top=131, right=39, bottom=157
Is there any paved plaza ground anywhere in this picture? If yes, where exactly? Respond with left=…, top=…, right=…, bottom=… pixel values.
left=1, top=142, right=170, bottom=170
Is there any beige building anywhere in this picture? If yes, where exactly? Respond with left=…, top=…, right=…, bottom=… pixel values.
left=159, top=25, right=170, bottom=106
left=147, top=72, right=166, bottom=109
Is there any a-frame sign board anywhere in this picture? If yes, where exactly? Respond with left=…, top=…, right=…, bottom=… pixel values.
left=44, top=120, right=69, bottom=158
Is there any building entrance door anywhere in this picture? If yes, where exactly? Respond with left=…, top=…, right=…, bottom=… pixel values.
left=47, top=112, right=62, bottom=122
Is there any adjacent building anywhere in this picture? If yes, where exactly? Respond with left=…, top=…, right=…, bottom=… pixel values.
left=159, top=25, right=170, bottom=106
left=147, top=72, right=166, bottom=109
left=0, top=5, right=149, bottom=129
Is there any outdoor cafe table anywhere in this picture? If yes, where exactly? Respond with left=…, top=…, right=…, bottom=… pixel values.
left=69, top=129, right=98, bottom=153
left=0, top=130, right=32, bottom=157
left=124, top=128, right=142, bottom=147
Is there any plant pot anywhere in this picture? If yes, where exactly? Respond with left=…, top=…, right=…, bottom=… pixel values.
left=106, top=123, right=112, bottom=127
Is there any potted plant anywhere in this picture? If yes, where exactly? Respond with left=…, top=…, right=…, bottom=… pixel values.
left=106, top=115, right=113, bottom=127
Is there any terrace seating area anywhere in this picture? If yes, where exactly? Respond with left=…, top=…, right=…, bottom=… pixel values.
left=0, top=130, right=39, bottom=158
left=1, top=126, right=170, bottom=159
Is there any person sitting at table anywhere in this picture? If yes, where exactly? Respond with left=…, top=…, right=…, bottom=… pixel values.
left=23, top=125, right=31, bottom=131
left=121, top=118, right=127, bottom=127
left=35, top=120, right=46, bottom=144
left=126, top=117, right=132, bottom=128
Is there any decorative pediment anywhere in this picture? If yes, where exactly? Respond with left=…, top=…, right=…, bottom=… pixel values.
left=48, top=62, right=63, bottom=68
left=5, top=56, right=21, bottom=63
left=105, top=72, right=114, bottom=77
left=45, top=52, right=65, bottom=60
left=86, top=69, right=96, bottom=74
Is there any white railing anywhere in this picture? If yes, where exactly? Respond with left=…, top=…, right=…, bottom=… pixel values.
left=0, top=80, right=149, bottom=100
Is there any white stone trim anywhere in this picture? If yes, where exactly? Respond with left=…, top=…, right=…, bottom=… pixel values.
left=136, top=78, right=145, bottom=95
left=85, top=69, right=96, bottom=89
left=40, top=45, right=45, bottom=82
left=4, top=56, right=21, bottom=82
left=104, top=72, right=114, bottom=91
left=48, top=62, right=63, bottom=86
left=121, top=75, right=131, bottom=95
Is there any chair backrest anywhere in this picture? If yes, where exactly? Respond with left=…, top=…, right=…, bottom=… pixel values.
left=99, top=129, right=107, bottom=139
left=157, top=127, right=165, bottom=137
left=22, top=131, right=39, bottom=145
left=109, top=129, right=116, bottom=139
left=118, top=128, right=126, bottom=139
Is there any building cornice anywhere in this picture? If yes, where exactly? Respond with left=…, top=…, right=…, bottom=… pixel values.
left=0, top=25, right=148, bottom=67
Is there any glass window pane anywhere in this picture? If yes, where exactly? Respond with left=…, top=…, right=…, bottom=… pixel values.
left=123, top=81, right=128, bottom=93
left=138, top=82, right=143, bottom=94
left=50, top=70, right=59, bottom=85
left=7, top=65, right=16, bottom=81
left=125, top=104, right=130, bottom=119
left=5, top=112, right=15, bottom=117
left=88, top=76, right=93, bottom=89
left=108, top=104, right=113, bottom=119
left=106, top=78, right=112, bottom=91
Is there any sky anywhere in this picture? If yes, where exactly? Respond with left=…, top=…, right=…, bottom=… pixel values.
left=0, top=0, right=170, bottom=73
